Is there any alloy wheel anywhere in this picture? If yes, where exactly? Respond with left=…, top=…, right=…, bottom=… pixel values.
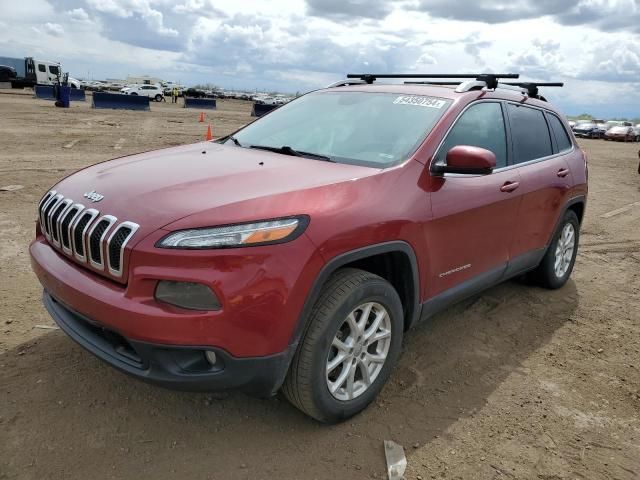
left=554, top=223, right=575, bottom=278
left=325, top=302, right=392, bottom=401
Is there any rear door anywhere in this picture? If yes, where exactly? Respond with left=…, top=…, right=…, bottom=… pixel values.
left=427, top=101, right=522, bottom=296
left=506, top=104, right=573, bottom=268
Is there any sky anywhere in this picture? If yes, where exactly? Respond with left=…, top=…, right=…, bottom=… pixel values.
left=1, top=0, right=639, bottom=118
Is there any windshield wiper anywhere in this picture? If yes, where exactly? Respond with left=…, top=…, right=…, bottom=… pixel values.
left=249, top=145, right=334, bottom=162
left=228, top=135, right=242, bottom=147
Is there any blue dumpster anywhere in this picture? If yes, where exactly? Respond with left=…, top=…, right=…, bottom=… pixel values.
left=58, top=86, right=70, bottom=108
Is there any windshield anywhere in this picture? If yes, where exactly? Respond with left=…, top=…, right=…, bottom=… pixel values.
left=226, top=91, right=451, bottom=167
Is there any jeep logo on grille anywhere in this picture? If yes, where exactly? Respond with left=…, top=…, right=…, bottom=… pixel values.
left=83, top=190, right=104, bottom=203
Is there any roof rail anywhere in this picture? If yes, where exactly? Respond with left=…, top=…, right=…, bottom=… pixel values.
left=346, top=73, right=519, bottom=88
left=325, top=79, right=367, bottom=88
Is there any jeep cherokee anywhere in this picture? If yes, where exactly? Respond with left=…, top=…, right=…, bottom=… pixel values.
left=30, top=73, right=588, bottom=423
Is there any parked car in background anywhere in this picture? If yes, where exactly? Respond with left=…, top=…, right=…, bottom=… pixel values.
left=573, top=122, right=602, bottom=139
left=604, top=126, right=636, bottom=142
left=635, top=125, right=640, bottom=142
left=121, top=84, right=164, bottom=102
left=183, top=88, right=206, bottom=98
left=0, top=65, right=17, bottom=82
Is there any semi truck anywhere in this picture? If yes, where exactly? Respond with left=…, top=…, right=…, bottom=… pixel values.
left=0, top=56, right=80, bottom=89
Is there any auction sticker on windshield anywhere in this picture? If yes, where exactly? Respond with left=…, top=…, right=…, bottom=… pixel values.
left=393, top=96, right=447, bottom=109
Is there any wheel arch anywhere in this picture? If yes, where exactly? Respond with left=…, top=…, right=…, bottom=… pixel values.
left=289, top=241, right=421, bottom=350
left=546, top=195, right=586, bottom=249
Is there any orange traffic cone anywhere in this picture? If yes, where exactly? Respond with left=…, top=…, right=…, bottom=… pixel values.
left=198, top=112, right=205, bottom=123
left=205, top=124, right=213, bottom=141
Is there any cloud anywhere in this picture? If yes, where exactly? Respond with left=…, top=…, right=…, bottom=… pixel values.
left=577, top=42, right=640, bottom=82
left=1, top=0, right=639, bottom=118
left=556, top=0, right=640, bottom=34
left=506, top=38, right=566, bottom=80
left=67, top=8, right=90, bottom=22
left=172, top=0, right=226, bottom=17
left=305, top=0, right=396, bottom=21
left=43, top=22, right=64, bottom=36
left=85, top=0, right=178, bottom=37
left=415, top=0, right=577, bottom=23
left=415, top=0, right=640, bottom=35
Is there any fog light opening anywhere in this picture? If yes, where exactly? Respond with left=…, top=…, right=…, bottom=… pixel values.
left=205, top=350, right=217, bottom=366
left=155, top=280, right=221, bottom=311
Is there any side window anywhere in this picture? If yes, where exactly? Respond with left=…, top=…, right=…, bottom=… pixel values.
left=547, top=114, right=573, bottom=152
left=49, top=65, right=59, bottom=75
left=38, top=64, right=46, bottom=73
left=507, top=104, right=553, bottom=163
left=436, top=102, right=507, bottom=168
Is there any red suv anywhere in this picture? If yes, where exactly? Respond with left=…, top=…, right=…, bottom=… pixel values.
left=30, top=74, right=587, bottom=423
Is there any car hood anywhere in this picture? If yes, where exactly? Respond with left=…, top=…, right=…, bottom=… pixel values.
left=51, top=142, right=380, bottom=241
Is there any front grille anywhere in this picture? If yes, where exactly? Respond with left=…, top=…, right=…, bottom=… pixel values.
left=37, top=191, right=139, bottom=281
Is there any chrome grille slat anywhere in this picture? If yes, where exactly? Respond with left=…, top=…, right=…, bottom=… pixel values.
left=88, top=215, right=117, bottom=270
left=38, top=191, right=55, bottom=227
left=60, top=203, right=84, bottom=256
left=60, top=203, right=85, bottom=254
left=43, top=194, right=63, bottom=239
left=51, top=199, right=73, bottom=247
left=38, top=190, right=138, bottom=281
left=72, top=208, right=99, bottom=263
left=106, top=222, right=140, bottom=277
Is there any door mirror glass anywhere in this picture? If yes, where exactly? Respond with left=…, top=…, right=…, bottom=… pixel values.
left=433, top=145, right=496, bottom=175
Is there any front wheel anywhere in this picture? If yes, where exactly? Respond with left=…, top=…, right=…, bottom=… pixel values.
left=282, top=268, right=403, bottom=423
left=155, top=94, right=163, bottom=102
left=531, top=210, right=580, bottom=289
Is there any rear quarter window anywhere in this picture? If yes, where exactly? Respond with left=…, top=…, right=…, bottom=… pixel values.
left=507, top=104, right=553, bottom=163
left=547, top=114, right=573, bottom=152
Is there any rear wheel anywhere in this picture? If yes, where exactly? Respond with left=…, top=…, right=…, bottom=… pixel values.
left=531, top=210, right=580, bottom=289
left=282, top=268, right=403, bottom=423
left=155, top=94, right=163, bottom=102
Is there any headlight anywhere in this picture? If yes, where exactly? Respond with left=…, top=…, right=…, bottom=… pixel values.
left=157, top=216, right=308, bottom=249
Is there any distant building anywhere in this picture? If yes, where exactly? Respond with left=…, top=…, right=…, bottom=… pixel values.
left=125, top=75, right=162, bottom=85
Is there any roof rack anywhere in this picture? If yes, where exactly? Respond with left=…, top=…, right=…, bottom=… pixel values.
left=502, top=82, right=564, bottom=98
left=346, top=73, right=519, bottom=89
left=403, top=80, right=564, bottom=101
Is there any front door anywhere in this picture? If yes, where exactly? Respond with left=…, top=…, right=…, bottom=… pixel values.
left=426, top=101, right=522, bottom=297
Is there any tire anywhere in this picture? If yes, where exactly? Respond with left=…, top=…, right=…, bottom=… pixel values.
left=155, top=94, right=163, bottom=102
left=282, top=268, right=403, bottom=423
left=130, top=92, right=138, bottom=96
left=531, top=210, right=580, bottom=289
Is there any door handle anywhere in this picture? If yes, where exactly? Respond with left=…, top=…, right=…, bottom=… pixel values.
left=500, top=181, right=520, bottom=193
left=557, top=168, right=570, bottom=178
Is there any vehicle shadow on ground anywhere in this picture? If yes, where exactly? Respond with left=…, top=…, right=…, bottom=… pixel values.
left=1, top=279, right=578, bottom=479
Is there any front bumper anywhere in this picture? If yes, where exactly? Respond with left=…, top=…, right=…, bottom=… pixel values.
left=43, top=291, right=292, bottom=396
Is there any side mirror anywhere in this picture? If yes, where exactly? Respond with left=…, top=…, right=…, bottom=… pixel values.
left=432, top=145, right=496, bottom=175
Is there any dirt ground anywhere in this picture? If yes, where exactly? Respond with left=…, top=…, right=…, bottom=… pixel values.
left=0, top=91, right=639, bottom=480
